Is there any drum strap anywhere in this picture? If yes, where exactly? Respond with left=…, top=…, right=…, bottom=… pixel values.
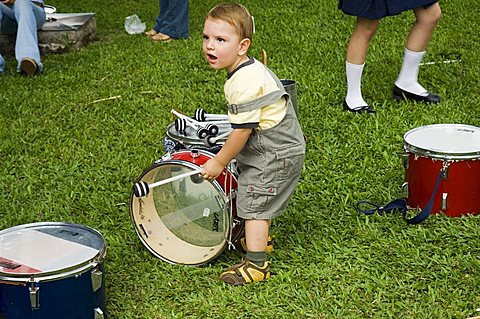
left=356, top=169, right=445, bottom=225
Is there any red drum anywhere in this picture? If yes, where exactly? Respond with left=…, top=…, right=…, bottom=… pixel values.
left=130, top=149, right=243, bottom=266
left=403, top=124, right=480, bottom=217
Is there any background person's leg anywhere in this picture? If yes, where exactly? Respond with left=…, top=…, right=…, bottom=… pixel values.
left=13, top=0, right=45, bottom=73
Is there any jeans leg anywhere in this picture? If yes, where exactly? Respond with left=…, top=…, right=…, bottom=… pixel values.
left=157, top=0, right=189, bottom=38
left=154, top=0, right=168, bottom=32
left=0, top=8, right=4, bottom=73
left=12, top=0, right=46, bottom=72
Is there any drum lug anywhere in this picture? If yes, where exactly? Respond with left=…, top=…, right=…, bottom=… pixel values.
left=29, top=284, right=40, bottom=310
left=402, top=154, right=409, bottom=169
left=402, top=182, right=409, bottom=198
left=442, top=193, right=448, bottom=211
left=94, top=307, right=105, bottom=319
left=91, top=268, right=103, bottom=292
left=441, top=160, right=451, bottom=180
left=191, top=149, right=200, bottom=158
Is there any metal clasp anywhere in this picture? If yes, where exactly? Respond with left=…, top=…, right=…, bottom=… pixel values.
left=442, top=193, right=448, bottom=211
left=402, top=154, right=409, bottom=169
left=94, top=307, right=105, bottom=319
left=401, top=182, right=409, bottom=198
left=441, top=160, right=451, bottom=180
left=91, top=268, right=103, bottom=292
left=228, top=103, right=238, bottom=115
left=29, top=283, right=40, bottom=310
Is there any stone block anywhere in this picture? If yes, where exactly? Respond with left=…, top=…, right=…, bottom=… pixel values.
left=0, top=13, right=97, bottom=55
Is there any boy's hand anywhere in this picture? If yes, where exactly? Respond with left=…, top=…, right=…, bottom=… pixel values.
left=201, top=158, right=224, bottom=181
left=2, top=0, right=16, bottom=4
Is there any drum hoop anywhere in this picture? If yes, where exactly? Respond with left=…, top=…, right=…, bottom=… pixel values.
left=139, top=158, right=234, bottom=198
left=0, top=222, right=106, bottom=282
left=403, top=124, right=480, bottom=160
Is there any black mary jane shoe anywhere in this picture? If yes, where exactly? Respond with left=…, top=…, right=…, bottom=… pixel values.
left=342, top=100, right=376, bottom=114
left=393, top=85, right=441, bottom=103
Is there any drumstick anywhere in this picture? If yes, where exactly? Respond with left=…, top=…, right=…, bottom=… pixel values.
left=204, top=129, right=232, bottom=147
left=172, top=109, right=225, bottom=126
left=194, top=108, right=229, bottom=122
left=171, top=109, right=219, bottom=137
left=133, top=168, right=203, bottom=197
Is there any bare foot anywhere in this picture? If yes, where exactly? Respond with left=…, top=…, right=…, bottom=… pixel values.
left=151, top=32, right=171, bottom=42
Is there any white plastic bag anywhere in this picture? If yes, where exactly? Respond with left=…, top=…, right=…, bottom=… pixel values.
left=124, top=15, right=146, bottom=35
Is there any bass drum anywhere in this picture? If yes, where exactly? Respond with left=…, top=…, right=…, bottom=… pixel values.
left=130, top=149, right=243, bottom=266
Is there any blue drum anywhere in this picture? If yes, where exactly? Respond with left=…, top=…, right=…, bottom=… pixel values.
left=0, top=222, right=107, bottom=319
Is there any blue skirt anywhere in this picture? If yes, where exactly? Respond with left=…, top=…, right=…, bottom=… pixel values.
left=338, top=0, right=438, bottom=19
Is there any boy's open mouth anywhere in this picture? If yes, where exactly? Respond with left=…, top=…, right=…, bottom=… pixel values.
left=207, top=53, right=217, bottom=61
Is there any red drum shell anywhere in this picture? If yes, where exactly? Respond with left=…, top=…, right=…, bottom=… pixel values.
left=404, top=124, right=480, bottom=217
left=405, top=154, right=480, bottom=217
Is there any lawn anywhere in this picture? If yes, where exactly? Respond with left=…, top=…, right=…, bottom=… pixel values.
left=1, top=0, right=479, bottom=318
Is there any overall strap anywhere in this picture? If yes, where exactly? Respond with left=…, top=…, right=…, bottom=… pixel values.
left=227, top=64, right=287, bottom=114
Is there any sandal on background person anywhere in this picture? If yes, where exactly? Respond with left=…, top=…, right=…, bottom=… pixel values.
left=145, top=29, right=157, bottom=37
left=151, top=32, right=171, bottom=42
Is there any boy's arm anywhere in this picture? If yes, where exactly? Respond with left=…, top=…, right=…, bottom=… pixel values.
left=201, top=128, right=252, bottom=181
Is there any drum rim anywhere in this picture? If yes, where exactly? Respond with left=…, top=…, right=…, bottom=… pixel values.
left=403, top=124, right=480, bottom=159
left=0, top=222, right=106, bottom=282
left=130, top=152, right=238, bottom=266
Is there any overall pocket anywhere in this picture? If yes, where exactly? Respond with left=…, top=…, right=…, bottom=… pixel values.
left=246, top=184, right=277, bottom=212
left=274, top=144, right=305, bottom=182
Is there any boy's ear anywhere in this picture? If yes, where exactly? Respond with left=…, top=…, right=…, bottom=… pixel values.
left=238, top=38, right=251, bottom=56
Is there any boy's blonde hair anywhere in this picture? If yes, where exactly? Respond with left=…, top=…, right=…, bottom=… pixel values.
left=206, top=2, right=254, bottom=40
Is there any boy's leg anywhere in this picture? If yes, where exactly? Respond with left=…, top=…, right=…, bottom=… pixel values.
left=238, top=219, right=273, bottom=253
left=245, top=219, right=269, bottom=253
left=220, top=219, right=271, bottom=285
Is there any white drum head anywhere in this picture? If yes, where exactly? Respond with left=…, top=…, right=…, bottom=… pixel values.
left=131, top=161, right=233, bottom=266
left=0, top=223, right=105, bottom=281
left=404, top=124, right=480, bottom=159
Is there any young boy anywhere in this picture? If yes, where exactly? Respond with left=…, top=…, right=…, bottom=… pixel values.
left=201, top=2, right=305, bottom=285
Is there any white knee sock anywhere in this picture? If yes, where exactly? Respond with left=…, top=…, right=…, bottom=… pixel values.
left=395, top=48, right=428, bottom=96
left=345, top=62, right=368, bottom=109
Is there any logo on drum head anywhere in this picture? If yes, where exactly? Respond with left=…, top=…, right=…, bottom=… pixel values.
left=0, top=261, right=21, bottom=270
left=212, top=212, right=220, bottom=232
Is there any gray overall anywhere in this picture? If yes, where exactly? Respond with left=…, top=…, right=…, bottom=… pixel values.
left=228, top=68, right=306, bottom=220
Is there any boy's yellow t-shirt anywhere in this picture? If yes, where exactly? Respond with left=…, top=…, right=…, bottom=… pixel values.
left=224, top=58, right=287, bottom=130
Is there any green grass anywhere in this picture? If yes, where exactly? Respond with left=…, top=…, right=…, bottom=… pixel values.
left=1, top=0, right=480, bottom=318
